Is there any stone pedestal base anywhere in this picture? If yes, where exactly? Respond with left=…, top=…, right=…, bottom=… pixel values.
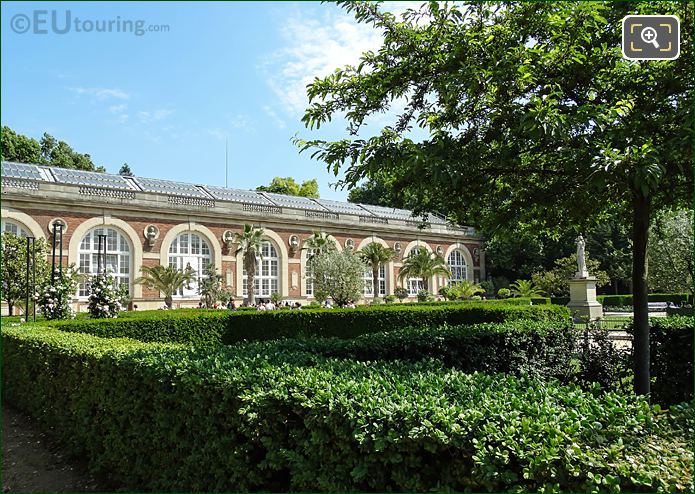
left=567, top=277, right=603, bottom=320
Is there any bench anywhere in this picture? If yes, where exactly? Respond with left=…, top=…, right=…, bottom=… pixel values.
left=647, top=302, right=669, bottom=311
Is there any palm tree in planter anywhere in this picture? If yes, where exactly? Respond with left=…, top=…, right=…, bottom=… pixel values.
left=397, top=249, right=451, bottom=292
left=510, top=279, right=546, bottom=298
left=449, top=280, right=485, bottom=300
left=234, top=224, right=265, bottom=306
left=135, top=265, right=195, bottom=309
left=358, top=242, right=395, bottom=301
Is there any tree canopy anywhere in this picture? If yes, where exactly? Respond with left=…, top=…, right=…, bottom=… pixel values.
left=119, top=163, right=134, bottom=176
left=297, top=1, right=693, bottom=395
left=256, top=177, right=320, bottom=198
left=2, top=126, right=105, bottom=172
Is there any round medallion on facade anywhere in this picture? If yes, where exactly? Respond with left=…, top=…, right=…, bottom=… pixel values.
left=345, top=238, right=354, bottom=250
left=143, top=224, right=160, bottom=247
left=436, top=245, right=444, bottom=256
left=222, top=230, right=236, bottom=249
left=288, top=234, right=300, bottom=251
left=393, top=241, right=402, bottom=254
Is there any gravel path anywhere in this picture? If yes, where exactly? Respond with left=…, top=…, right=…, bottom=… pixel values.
left=2, top=404, right=106, bottom=492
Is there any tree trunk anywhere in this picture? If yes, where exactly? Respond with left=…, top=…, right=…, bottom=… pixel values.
left=632, top=194, right=651, bottom=396
left=165, top=295, right=173, bottom=308
left=423, top=277, right=429, bottom=292
left=246, top=256, right=256, bottom=306
left=372, top=266, right=379, bottom=301
left=8, top=303, right=13, bottom=316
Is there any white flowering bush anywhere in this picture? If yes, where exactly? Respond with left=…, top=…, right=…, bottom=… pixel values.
left=35, top=266, right=79, bottom=320
left=88, top=273, right=128, bottom=318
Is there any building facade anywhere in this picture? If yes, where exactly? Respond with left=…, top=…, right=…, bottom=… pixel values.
left=1, top=161, right=485, bottom=311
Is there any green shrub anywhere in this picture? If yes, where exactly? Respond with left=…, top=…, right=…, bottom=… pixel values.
left=597, top=293, right=693, bottom=306
left=322, top=319, right=578, bottom=382
left=3, top=327, right=691, bottom=492
left=530, top=297, right=550, bottom=305
left=497, top=287, right=511, bottom=299
left=49, top=303, right=571, bottom=346
left=666, top=306, right=693, bottom=317
left=626, top=316, right=693, bottom=406
left=550, top=296, right=570, bottom=305
left=416, top=289, right=432, bottom=302
left=383, top=294, right=396, bottom=304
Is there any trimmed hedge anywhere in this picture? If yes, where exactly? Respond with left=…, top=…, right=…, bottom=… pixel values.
left=326, top=319, right=577, bottom=382
left=48, top=303, right=571, bottom=346
left=626, top=316, right=693, bottom=406
left=666, top=306, right=693, bottom=317
left=598, top=293, right=693, bottom=306
left=3, top=327, right=692, bottom=492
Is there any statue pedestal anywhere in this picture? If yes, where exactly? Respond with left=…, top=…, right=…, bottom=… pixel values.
left=567, top=277, right=603, bottom=321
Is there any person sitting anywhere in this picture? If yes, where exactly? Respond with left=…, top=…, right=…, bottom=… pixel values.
left=293, top=302, right=302, bottom=310
left=265, top=300, right=275, bottom=311
left=227, top=299, right=236, bottom=311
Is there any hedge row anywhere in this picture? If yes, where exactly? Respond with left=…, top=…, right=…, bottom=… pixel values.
left=225, top=319, right=577, bottom=383
left=598, top=293, right=693, bottom=306
left=626, top=316, right=693, bottom=406
left=3, top=327, right=692, bottom=492
left=49, top=303, right=571, bottom=346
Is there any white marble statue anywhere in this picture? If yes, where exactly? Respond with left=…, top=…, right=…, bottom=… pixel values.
left=576, top=234, right=589, bottom=278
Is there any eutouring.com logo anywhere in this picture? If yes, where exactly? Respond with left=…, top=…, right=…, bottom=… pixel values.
left=10, top=10, right=170, bottom=36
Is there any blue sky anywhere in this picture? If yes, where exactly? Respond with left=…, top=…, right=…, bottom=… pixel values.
left=1, top=1, right=407, bottom=200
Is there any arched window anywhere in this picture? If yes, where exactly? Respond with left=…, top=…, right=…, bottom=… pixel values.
left=447, top=250, right=468, bottom=285
left=1, top=220, right=28, bottom=237
left=243, top=241, right=279, bottom=298
left=305, top=248, right=315, bottom=297
left=78, top=227, right=131, bottom=297
left=168, top=232, right=212, bottom=297
left=406, top=247, right=424, bottom=295
left=364, top=265, right=386, bottom=296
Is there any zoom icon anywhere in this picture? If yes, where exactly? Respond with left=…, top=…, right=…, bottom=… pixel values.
left=622, top=15, right=680, bottom=61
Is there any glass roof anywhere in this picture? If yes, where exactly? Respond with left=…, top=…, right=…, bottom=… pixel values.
left=313, top=198, right=373, bottom=216
left=133, top=177, right=209, bottom=198
left=2, top=161, right=47, bottom=181
left=1, top=162, right=464, bottom=230
left=50, top=167, right=135, bottom=190
left=205, top=186, right=276, bottom=205
left=261, top=192, right=329, bottom=211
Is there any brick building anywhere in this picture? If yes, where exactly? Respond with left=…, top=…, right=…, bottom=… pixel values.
left=1, top=161, right=484, bottom=311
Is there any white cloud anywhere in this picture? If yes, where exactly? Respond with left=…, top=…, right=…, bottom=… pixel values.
left=263, top=105, right=286, bottom=129
left=262, top=2, right=432, bottom=122
left=262, top=8, right=383, bottom=115
left=109, top=104, right=127, bottom=114
left=70, top=87, right=130, bottom=100
left=137, top=109, right=173, bottom=123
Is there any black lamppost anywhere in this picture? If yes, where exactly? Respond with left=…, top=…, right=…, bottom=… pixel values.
left=24, top=236, right=36, bottom=322
left=50, top=220, right=65, bottom=284
left=96, top=234, right=108, bottom=277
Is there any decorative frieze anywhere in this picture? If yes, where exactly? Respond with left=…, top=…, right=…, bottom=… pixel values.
left=242, top=203, right=282, bottom=214
left=305, top=210, right=339, bottom=220
left=406, top=220, right=431, bottom=229
left=359, top=215, right=388, bottom=225
left=79, top=186, right=136, bottom=200
left=168, top=196, right=215, bottom=208
left=2, top=178, right=39, bottom=191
